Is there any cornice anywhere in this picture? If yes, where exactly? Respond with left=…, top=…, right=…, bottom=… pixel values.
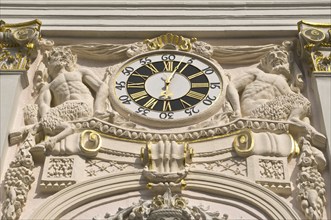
left=1, top=1, right=330, bottom=38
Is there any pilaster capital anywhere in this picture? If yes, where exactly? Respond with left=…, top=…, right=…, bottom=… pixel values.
left=297, top=20, right=331, bottom=75
left=0, top=19, right=44, bottom=71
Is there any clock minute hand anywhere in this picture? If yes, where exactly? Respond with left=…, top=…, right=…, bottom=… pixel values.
left=161, top=56, right=186, bottom=99
left=166, top=56, right=186, bottom=84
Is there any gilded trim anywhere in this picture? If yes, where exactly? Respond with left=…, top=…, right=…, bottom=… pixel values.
left=288, top=134, right=300, bottom=160
left=232, top=130, right=254, bottom=157
left=79, top=130, right=102, bottom=155
left=298, top=20, right=331, bottom=30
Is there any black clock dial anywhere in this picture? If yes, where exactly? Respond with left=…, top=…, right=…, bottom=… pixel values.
left=111, top=50, right=224, bottom=128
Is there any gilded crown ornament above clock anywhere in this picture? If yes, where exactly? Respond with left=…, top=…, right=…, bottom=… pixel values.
left=109, top=34, right=227, bottom=128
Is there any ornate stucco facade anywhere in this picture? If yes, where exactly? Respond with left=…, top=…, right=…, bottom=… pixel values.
left=1, top=1, right=330, bottom=220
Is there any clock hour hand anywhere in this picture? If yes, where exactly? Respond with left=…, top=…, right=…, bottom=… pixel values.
left=160, top=81, right=173, bottom=100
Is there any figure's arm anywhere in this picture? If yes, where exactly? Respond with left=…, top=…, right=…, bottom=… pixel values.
left=37, top=85, right=52, bottom=118
left=226, top=82, right=241, bottom=118
left=81, top=68, right=109, bottom=114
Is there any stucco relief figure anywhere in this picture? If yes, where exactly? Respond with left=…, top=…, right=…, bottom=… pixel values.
left=33, top=47, right=110, bottom=151
left=227, top=42, right=326, bottom=149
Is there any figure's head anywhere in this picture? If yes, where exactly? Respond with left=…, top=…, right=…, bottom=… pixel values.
left=43, top=47, right=77, bottom=79
left=259, top=42, right=293, bottom=80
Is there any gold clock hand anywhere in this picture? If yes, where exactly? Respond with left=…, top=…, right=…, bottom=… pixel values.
left=161, top=56, right=185, bottom=99
left=166, top=56, right=186, bottom=83
left=160, top=83, right=173, bottom=100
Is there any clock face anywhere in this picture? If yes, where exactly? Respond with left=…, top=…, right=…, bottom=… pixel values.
left=110, top=50, right=225, bottom=128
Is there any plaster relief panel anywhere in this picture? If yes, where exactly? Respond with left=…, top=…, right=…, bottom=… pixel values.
left=1, top=20, right=330, bottom=220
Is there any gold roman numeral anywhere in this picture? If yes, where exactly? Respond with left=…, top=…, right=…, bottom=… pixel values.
left=191, top=83, right=209, bottom=88
left=186, top=90, right=205, bottom=100
left=143, top=97, right=158, bottom=109
left=145, top=63, right=159, bottom=74
left=132, top=71, right=149, bottom=80
left=127, top=82, right=145, bottom=88
left=188, top=71, right=204, bottom=80
left=131, top=90, right=148, bottom=101
left=163, top=61, right=173, bottom=72
left=163, top=101, right=172, bottom=111
left=180, top=99, right=191, bottom=108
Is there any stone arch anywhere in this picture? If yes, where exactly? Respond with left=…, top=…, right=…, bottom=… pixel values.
left=29, top=170, right=300, bottom=219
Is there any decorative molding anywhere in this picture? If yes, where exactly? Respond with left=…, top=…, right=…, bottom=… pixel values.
left=194, top=157, right=247, bottom=177
left=98, top=148, right=140, bottom=158
left=85, top=159, right=136, bottom=177
left=72, top=118, right=291, bottom=143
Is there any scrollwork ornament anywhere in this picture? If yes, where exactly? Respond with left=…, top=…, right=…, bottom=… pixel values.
left=12, top=27, right=38, bottom=46
left=233, top=130, right=254, bottom=157
left=80, top=130, right=102, bottom=157
left=302, top=28, right=326, bottom=43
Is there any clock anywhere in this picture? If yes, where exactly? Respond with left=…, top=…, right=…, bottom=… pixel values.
left=109, top=50, right=226, bottom=128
